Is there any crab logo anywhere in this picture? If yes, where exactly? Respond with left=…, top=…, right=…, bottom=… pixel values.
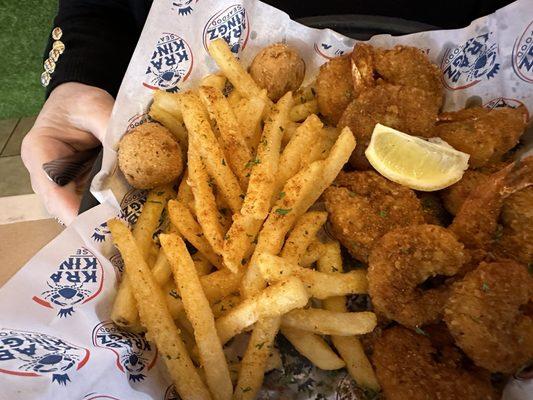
left=164, top=384, right=180, bottom=400
left=0, top=328, right=89, bottom=385
left=313, top=41, right=350, bottom=60
left=441, top=32, right=500, bottom=90
left=512, top=20, right=533, bottom=84
left=91, top=221, right=110, bottom=243
left=203, top=5, right=249, bottom=54
left=171, top=0, right=196, bottom=16
left=92, top=321, right=157, bottom=383
left=144, top=33, right=194, bottom=92
left=32, top=248, right=104, bottom=317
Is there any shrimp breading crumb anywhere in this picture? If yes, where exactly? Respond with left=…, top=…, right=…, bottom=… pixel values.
left=445, top=260, right=533, bottom=373
left=372, top=326, right=498, bottom=400
left=324, top=171, right=425, bottom=263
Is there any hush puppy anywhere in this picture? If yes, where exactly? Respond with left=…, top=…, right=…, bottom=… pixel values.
left=118, top=122, right=183, bottom=189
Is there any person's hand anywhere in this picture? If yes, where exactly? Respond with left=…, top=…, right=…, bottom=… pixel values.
left=21, top=82, right=114, bottom=225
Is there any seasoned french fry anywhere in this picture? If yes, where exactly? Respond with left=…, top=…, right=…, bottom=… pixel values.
left=222, top=92, right=294, bottom=272
left=178, top=91, right=243, bottom=213
left=200, top=267, right=244, bottom=303
left=216, top=276, right=309, bottom=345
left=149, top=105, right=188, bottom=149
left=289, top=99, right=318, bottom=122
left=161, top=234, right=233, bottom=400
left=273, top=114, right=323, bottom=198
left=243, top=129, right=355, bottom=297
left=200, top=72, right=227, bottom=91
left=233, top=95, right=266, bottom=151
left=167, top=199, right=223, bottom=268
left=111, top=186, right=173, bottom=330
left=188, top=145, right=225, bottom=255
left=191, top=252, right=214, bottom=276
left=280, top=211, right=328, bottom=264
left=234, top=317, right=279, bottom=400
left=153, top=90, right=183, bottom=121
left=199, top=86, right=253, bottom=188
left=300, top=240, right=327, bottom=267
left=222, top=214, right=263, bottom=273
left=165, top=267, right=243, bottom=321
left=208, top=38, right=271, bottom=106
left=280, top=326, right=345, bottom=370
left=241, top=92, right=294, bottom=220
left=317, top=242, right=380, bottom=390
left=211, top=293, right=240, bottom=319
left=294, top=84, right=316, bottom=104
left=177, top=170, right=196, bottom=215
left=134, top=186, right=174, bottom=258
left=107, top=219, right=211, bottom=400
left=257, top=253, right=368, bottom=299
left=227, top=88, right=243, bottom=108
left=282, top=309, right=377, bottom=336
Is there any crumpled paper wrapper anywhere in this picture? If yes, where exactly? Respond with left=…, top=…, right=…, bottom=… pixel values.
left=0, top=0, right=532, bottom=398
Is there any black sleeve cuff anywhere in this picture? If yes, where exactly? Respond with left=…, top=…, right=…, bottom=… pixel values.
left=43, top=0, right=140, bottom=99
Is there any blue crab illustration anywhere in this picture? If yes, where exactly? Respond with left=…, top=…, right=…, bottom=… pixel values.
left=41, top=281, right=92, bottom=317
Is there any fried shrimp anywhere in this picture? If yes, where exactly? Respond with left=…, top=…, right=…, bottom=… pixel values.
left=338, top=83, right=440, bottom=169
left=435, top=106, right=528, bottom=168
left=441, top=170, right=489, bottom=216
left=450, top=157, right=533, bottom=252
left=445, top=260, right=533, bottom=373
left=316, top=54, right=355, bottom=125
left=368, top=225, right=469, bottom=328
left=324, top=171, right=425, bottom=263
left=372, top=326, right=498, bottom=400
left=352, top=43, right=443, bottom=108
left=494, top=187, right=533, bottom=265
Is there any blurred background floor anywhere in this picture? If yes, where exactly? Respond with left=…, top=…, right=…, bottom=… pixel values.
left=0, top=1, right=57, bottom=223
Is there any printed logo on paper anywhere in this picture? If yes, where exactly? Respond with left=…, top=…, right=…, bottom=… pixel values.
left=92, top=321, right=157, bottom=382
left=171, top=0, right=197, bottom=16
left=83, top=395, right=122, bottom=400
left=126, top=112, right=152, bottom=132
left=203, top=4, right=249, bottom=54
left=512, top=20, right=533, bottom=83
left=144, top=33, right=194, bottom=92
left=0, top=328, right=89, bottom=385
left=313, top=41, right=349, bottom=60
left=484, top=97, right=529, bottom=120
left=32, top=248, right=104, bottom=317
left=109, top=253, right=125, bottom=278
left=91, top=189, right=147, bottom=244
left=164, top=384, right=180, bottom=400
left=441, top=32, right=500, bottom=90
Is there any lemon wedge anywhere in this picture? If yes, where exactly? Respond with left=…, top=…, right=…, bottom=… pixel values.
left=365, top=123, right=470, bottom=191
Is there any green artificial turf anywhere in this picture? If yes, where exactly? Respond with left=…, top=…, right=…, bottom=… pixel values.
left=0, top=0, right=58, bottom=119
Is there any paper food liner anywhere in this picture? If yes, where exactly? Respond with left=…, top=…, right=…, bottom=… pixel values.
left=0, top=0, right=532, bottom=398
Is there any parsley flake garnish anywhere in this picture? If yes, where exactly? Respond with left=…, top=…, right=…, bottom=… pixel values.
left=241, top=387, right=252, bottom=393
left=275, top=208, right=292, bottom=215
left=245, top=158, right=261, bottom=168
left=279, top=191, right=286, bottom=199
left=481, top=282, right=490, bottom=292
left=378, top=210, right=388, bottom=218
left=414, top=326, right=428, bottom=336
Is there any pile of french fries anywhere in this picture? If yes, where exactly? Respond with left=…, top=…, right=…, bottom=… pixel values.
left=108, top=39, right=379, bottom=400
